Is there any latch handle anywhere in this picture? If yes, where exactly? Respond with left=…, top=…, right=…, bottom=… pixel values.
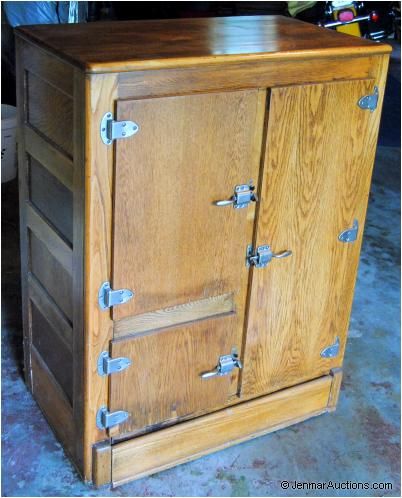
left=215, top=182, right=257, bottom=209
left=215, top=198, right=236, bottom=207
left=200, top=348, right=242, bottom=379
left=272, top=250, right=292, bottom=259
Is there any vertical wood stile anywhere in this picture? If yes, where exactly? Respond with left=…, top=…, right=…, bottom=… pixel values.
left=83, top=73, right=118, bottom=481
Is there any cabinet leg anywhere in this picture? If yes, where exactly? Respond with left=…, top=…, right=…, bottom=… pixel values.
left=328, top=368, right=343, bottom=412
left=92, top=440, right=112, bottom=488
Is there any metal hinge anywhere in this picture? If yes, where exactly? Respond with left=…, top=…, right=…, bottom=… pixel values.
left=321, top=337, right=340, bottom=358
left=200, top=347, right=242, bottom=379
left=96, top=406, right=129, bottom=430
left=97, top=351, right=131, bottom=376
left=215, top=181, right=258, bottom=209
left=357, top=86, right=378, bottom=112
left=98, top=281, right=134, bottom=310
left=246, top=244, right=292, bottom=268
left=338, top=219, right=359, bottom=243
left=100, top=112, right=139, bottom=145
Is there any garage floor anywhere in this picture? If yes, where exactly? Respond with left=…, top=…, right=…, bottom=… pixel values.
left=2, top=45, right=400, bottom=498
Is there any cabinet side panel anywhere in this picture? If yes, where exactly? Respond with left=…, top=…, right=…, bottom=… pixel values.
left=16, top=38, right=85, bottom=474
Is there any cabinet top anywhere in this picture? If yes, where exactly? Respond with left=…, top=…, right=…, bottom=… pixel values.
left=16, top=15, right=391, bottom=73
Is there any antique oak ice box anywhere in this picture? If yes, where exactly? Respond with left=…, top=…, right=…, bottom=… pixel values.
left=15, top=16, right=390, bottom=487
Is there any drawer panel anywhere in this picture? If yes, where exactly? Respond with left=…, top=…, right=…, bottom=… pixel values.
left=109, top=313, right=241, bottom=438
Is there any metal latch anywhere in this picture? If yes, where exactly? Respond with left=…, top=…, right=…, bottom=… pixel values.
left=338, top=219, right=359, bottom=243
left=97, top=351, right=132, bottom=376
left=100, top=112, right=139, bottom=145
left=246, top=244, right=292, bottom=268
left=98, top=281, right=134, bottom=310
left=201, top=347, right=242, bottom=379
left=357, top=86, right=378, bottom=112
left=215, top=182, right=258, bottom=209
left=96, top=406, right=129, bottom=430
left=321, top=337, right=340, bottom=358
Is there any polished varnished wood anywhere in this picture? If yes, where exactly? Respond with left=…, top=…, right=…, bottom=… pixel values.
left=28, top=273, right=73, bottom=350
left=92, top=441, right=112, bottom=488
left=31, top=302, right=73, bottom=401
left=113, top=89, right=264, bottom=320
left=26, top=71, right=73, bottom=157
left=328, top=368, right=343, bottom=411
left=117, top=56, right=377, bottom=99
left=110, top=314, right=240, bottom=437
left=24, top=126, right=73, bottom=190
left=30, top=156, right=73, bottom=243
left=31, top=347, right=75, bottom=459
left=110, top=375, right=332, bottom=486
left=16, top=17, right=390, bottom=486
left=16, top=16, right=390, bottom=73
left=82, top=73, right=118, bottom=477
left=241, top=78, right=385, bottom=397
left=114, top=293, right=235, bottom=338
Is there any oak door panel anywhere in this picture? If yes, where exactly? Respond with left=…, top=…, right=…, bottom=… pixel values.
left=110, top=314, right=240, bottom=437
left=241, top=79, right=382, bottom=396
left=112, top=90, right=265, bottom=320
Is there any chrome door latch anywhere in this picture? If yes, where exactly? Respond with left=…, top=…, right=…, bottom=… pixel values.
left=357, top=86, right=378, bottom=112
left=201, top=348, right=242, bottom=379
left=246, top=244, right=292, bottom=268
left=338, top=219, right=359, bottom=243
left=100, top=112, right=139, bottom=145
left=96, top=406, right=129, bottom=430
left=97, top=351, right=132, bottom=376
left=215, top=181, right=258, bottom=209
left=98, top=281, right=134, bottom=310
left=321, top=337, right=340, bottom=358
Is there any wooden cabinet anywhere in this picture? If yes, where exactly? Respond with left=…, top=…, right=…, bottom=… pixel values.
left=16, top=16, right=390, bottom=487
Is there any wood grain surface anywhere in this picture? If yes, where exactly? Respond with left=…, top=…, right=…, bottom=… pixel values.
left=110, top=314, right=241, bottom=437
left=82, top=73, right=118, bottom=478
left=241, top=79, right=385, bottom=397
left=114, top=293, right=235, bottom=338
left=117, top=56, right=375, bottom=100
left=111, top=375, right=332, bottom=486
left=112, top=89, right=265, bottom=320
left=16, top=16, right=390, bottom=73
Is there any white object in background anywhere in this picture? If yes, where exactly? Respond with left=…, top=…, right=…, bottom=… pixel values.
left=1, top=104, right=17, bottom=183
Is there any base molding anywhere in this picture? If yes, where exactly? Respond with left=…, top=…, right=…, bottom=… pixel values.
left=93, top=374, right=335, bottom=487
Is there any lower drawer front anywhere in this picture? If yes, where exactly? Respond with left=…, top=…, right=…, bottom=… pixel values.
left=109, top=313, right=241, bottom=438
left=110, top=375, right=333, bottom=487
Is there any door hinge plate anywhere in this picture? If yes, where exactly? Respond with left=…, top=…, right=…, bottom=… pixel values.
left=100, top=112, right=139, bottom=145
left=357, top=86, right=378, bottom=112
left=338, top=219, right=359, bottom=243
left=98, top=281, right=134, bottom=310
left=96, top=406, right=129, bottom=430
left=97, top=351, right=132, bottom=376
left=321, top=336, right=340, bottom=358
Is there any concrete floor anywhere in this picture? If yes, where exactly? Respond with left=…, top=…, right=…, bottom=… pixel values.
left=2, top=48, right=400, bottom=498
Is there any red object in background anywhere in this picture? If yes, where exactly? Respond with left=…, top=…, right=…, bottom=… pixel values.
left=370, top=10, right=380, bottom=22
left=338, top=9, right=355, bottom=22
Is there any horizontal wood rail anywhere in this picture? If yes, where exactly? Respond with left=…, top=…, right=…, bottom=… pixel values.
left=114, top=293, right=235, bottom=338
left=26, top=203, right=73, bottom=274
left=28, top=273, right=73, bottom=351
left=25, top=125, right=74, bottom=190
left=106, top=375, right=332, bottom=487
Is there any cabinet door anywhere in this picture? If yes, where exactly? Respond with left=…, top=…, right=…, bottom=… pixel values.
left=241, top=80, right=382, bottom=397
left=112, top=90, right=265, bottom=321
left=110, top=314, right=240, bottom=438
